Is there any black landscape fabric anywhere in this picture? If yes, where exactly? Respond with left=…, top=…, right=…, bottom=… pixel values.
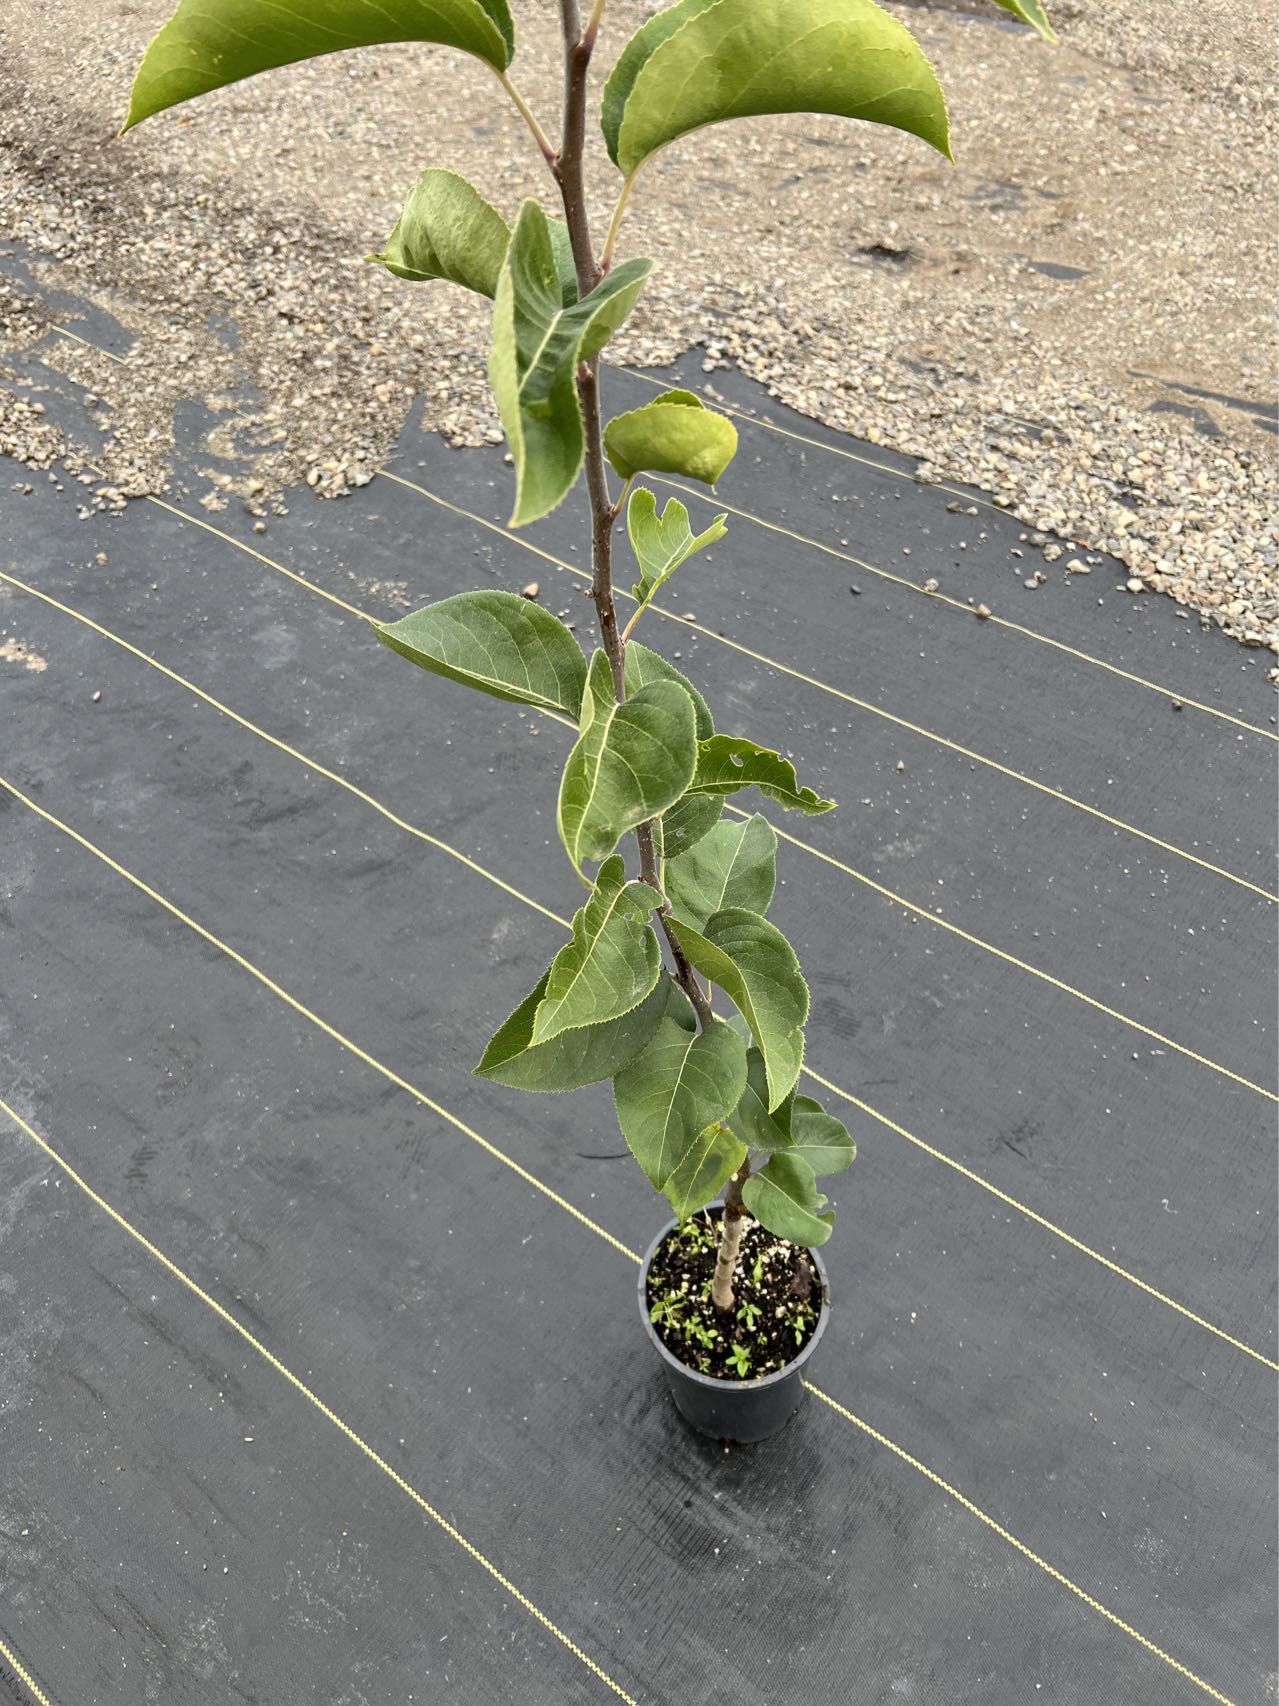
left=1, top=324, right=1276, bottom=1705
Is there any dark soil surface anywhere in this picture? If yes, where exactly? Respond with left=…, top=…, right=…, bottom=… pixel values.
left=646, top=1212, right=824, bottom=1381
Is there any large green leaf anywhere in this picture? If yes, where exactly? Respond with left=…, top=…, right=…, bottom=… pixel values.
left=367, top=169, right=510, bottom=294
left=475, top=967, right=667, bottom=1092
left=623, top=488, right=726, bottom=621
left=375, top=589, right=587, bottom=716
left=623, top=640, right=713, bottom=741
left=558, top=650, right=698, bottom=876
left=604, top=391, right=737, bottom=485
left=490, top=201, right=652, bottom=526
left=991, top=0, right=1057, bottom=43
left=666, top=908, right=809, bottom=1110
left=742, top=1152, right=834, bottom=1248
left=689, top=735, right=836, bottom=814
left=602, top=0, right=952, bottom=178
left=613, top=986, right=747, bottom=1195
left=729, top=1045, right=794, bottom=1152
left=655, top=794, right=724, bottom=862
left=663, top=1122, right=747, bottom=1220
left=665, top=813, right=776, bottom=930
left=124, top=0, right=515, bottom=130
left=789, top=1095, right=856, bottom=1177
left=531, top=855, right=663, bottom=1045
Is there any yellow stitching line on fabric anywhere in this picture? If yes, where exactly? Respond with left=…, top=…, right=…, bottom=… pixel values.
left=619, top=367, right=1275, bottom=747
left=6, top=567, right=1273, bottom=1107
left=0, top=1099, right=637, bottom=1706
left=0, top=1637, right=53, bottom=1706
left=377, top=473, right=1279, bottom=905
left=800, top=1382, right=1236, bottom=1706
left=0, top=712, right=1271, bottom=1374
left=0, top=777, right=638, bottom=1267
left=0, top=802, right=1252, bottom=1704
left=49, top=323, right=130, bottom=365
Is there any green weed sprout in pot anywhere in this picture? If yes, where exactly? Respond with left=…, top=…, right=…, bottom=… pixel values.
left=125, top=0, right=1056, bottom=1435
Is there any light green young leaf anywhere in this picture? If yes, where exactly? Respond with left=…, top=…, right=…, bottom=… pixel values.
left=490, top=201, right=652, bottom=526
left=729, top=1045, right=794, bottom=1152
left=665, top=813, right=776, bottom=930
left=789, top=1095, right=856, bottom=1177
left=124, top=0, right=515, bottom=130
left=614, top=984, right=747, bottom=1191
left=663, top=1122, right=747, bottom=1220
left=689, top=735, right=836, bottom=815
left=665, top=908, right=809, bottom=1110
left=623, top=488, right=726, bottom=620
left=531, top=854, right=663, bottom=1045
left=367, top=169, right=511, bottom=294
left=624, top=640, right=713, bottom=741
left=475, top=967, right=667, bottom=1092
left=990, top=0, right=1057, bottom=44
left=605, top=391, right=737, bottom=485
left=742, top=1152, right=834, bottom=1247
left=558, top=650, right=698, bottom=876
left=602, top=0, right=952, bottom=177
left=655, top=794, right=724, bottom=862
left=375, top=589, right=587, bottom=716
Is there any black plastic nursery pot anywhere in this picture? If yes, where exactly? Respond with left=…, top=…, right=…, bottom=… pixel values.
left=638, top=1204, right=832, bottom=1445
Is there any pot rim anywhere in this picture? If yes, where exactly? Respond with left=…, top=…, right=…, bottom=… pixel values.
left=637, top=1199, right=831, bottom=1394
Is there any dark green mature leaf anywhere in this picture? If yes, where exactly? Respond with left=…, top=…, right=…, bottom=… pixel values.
left=614, top=985, right=747, bottom=1198
left=490, top=201, right=651, bottom=525
left=689, top=735, right=836, bottom=814
left=604, top=391, right=737, bottom=485
left=666, top=908, right=809, bottom=1110
left=663, top=1122, right=747, bottom=1220
left=742, top=1152, right=834, bottom=1247
left=656, top=793, right=724, bottom=861
left=475, top=967, right=667, bottom=1092
left=624, top=640, right=713, bottom=741
left=558, top=650, right=698, bottom=876
left=375, top=589, right=587, bottom=716
left=990, top=0, right=1057, bottom=43
left=729, top=1045, right=794, bottom=1152
left=623, top=488, right=726, bottom=621
left=367, top=169, right=510, bottom=294
left=531, top=855, right=663, bottom=1045
left=789, top=1095, right=856, bottom=1177
left=602, top=0, right=951, bottom=177
left=665, top=813, right=776, bottom=930
left=124, top=0, right=515, bottom=130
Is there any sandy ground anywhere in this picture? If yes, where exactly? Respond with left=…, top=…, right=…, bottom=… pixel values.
left=0, top=0, right=1275, bottom=649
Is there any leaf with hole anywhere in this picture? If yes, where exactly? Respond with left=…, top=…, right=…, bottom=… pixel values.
left=742, top=1151, right=834, bottom=1247
left=624, top=640, right=713, bottom=740
left=605, top=392, right=737, bottom=485
left=558, top=650, right=698, bottom=876
left=375, top=589, right=587, bottom=716
left=530, top=854, right=663, bottom=1045
left=689, top=735, right=836, bottom=814
left=788, top=1095, right=856, bottom=1177
left=622, top=488, right=726, bottom=628
left=664, top=813, right=776, bottom=930
left=601, top=0, right=951, bottom=178
left=124, top=0, right=515, bottom=130
left=666, top=908, right=808, bottom=1109
left=475, top=965, right=668, bottom=1091
left=490, top=200, right=651, bottom=525
left=655, top=794, right=724, bottom=862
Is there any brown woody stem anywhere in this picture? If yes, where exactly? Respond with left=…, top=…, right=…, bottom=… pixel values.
left=710, top=1166, right=752, bottom=1312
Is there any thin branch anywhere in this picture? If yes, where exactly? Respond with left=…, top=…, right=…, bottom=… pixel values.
left=600, top=171, right=638, bottom=272
left=496, top=71, right=557, bottom=166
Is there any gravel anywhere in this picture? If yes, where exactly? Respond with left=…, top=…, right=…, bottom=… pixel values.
left=0, top=0, right=1275, bottom=656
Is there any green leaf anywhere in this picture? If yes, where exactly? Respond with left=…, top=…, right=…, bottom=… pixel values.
left=124, top=0, right=515, bottom=130
left=990, top=0, right=1057, bottom=44
left=789, top=1095, right=856, bottom=1177
left=623, top=488, right=726, bottom=621
left=656, top=793, right=724, bottom=861
left=665, top=813, right=776, bottom=930
left=613, top=985, right=747, bottom=1194
left=531, top=855, right=663, bottom=1045
left=605, top=392, right=737, bottom=485
left=729, top=1045, right=794, bottom=1152
left=558, top=650, right=698, bottom=876
left=475, top=966, right=667, bottom=1091
left=623, top=640, right=713, bottom=741
left=689, top=735, right=836, bottom=814
left=367, top=169, right=510, bottom=294
left=602, top=0, right=952, bottom=177
left=742, top=1152, right=834, bottom=1247
left=663, top=1122, right=747, bottom=1220
left=665, top=908, right=809, bottom=1110
left=490, top=201, right=652, bottom=526
left=375, top=589, right=587, bottom=716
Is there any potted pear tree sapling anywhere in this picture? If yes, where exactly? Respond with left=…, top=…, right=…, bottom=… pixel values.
left=125, top=0, right=1055, bottom=1443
